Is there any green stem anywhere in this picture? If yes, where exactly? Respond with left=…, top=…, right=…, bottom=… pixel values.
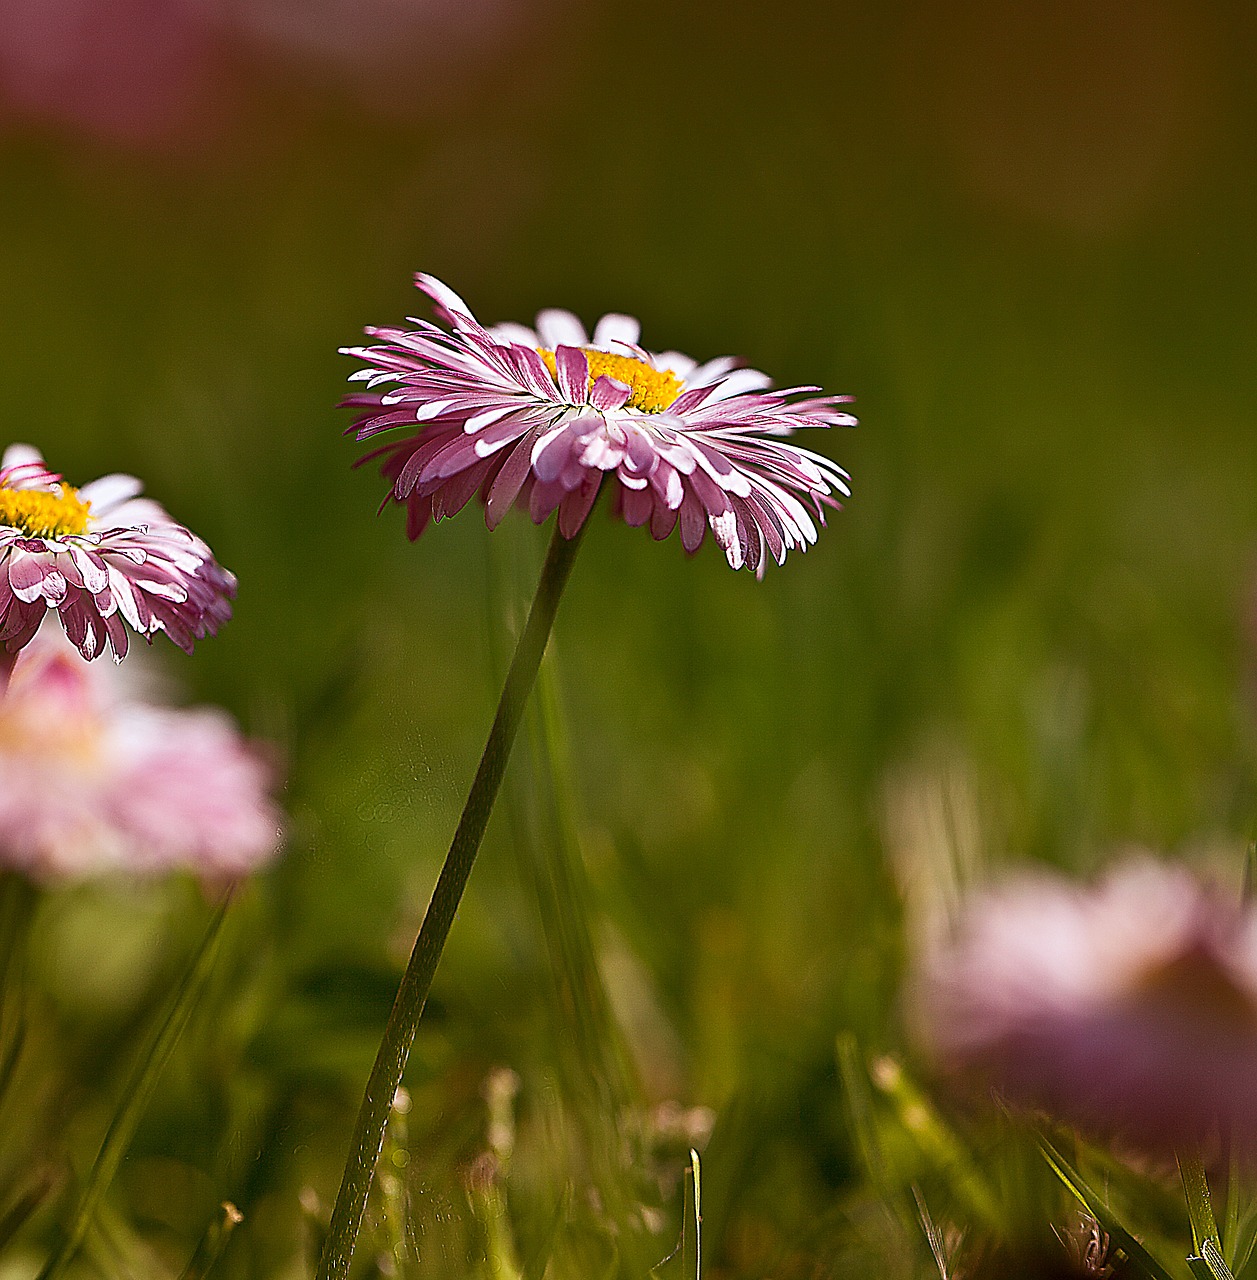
left=316, top=517, right=591, bottom=1280
left=38, top=890, right=233, bottom=1280
left=1179, top=1151, right=1236, bottom=1279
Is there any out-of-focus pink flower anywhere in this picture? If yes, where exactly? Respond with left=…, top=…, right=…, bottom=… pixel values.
left=0, top=0, right=223, bottom=146
left=0, top=629, right=282, bottom=881
left=227, top=0, right=526, bottom=102
left=0, top=0, right=532, bottom=148
left=0, top=445, right=235, bottom=664
left=914, top=858, right=1257, bottom=1149
left=343, top=274, right=854, bottom=576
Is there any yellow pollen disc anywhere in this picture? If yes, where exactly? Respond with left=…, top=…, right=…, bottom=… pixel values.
left=538, top=348, right=683, bottom=414
left=0, top=483, right=91, bottom=539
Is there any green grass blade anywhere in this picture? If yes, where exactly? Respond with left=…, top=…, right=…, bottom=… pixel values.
left=690, top=1149, right=702, bottom=1280
left=1180, top=1153, right=1222, bottom=1258
left=1202, top=1239, right=1238, bottom=1280
left=1033, top=1130, right=1178, bottom=1280
left=1226, top=1148, right=1242, bottom=1269
left=37, top=891, right=233, bottom=1280
left=912, top=1186, right=951, bottom=1280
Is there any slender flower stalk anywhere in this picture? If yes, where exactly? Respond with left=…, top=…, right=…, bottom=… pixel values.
left=316, top=513, right=590, bottom=1280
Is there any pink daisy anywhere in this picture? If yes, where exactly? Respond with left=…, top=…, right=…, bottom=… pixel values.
left=0, top=629, right=283, bottom=882
left=914, top=858, right=1257, bottom=1150
left=0, top=445, right=236, bottom=664
left=343, top=274, right=855, bottom=576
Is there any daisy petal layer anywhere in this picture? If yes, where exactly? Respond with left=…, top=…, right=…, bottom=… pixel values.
left=343, top=273, right=855, bottom=575
left=0, top=445, right=236, bottom=662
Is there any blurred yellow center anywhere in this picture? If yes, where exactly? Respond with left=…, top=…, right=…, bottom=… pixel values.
left=0, top=484, right=91, bottom=539
left=538, top=348, right=682, bottom=414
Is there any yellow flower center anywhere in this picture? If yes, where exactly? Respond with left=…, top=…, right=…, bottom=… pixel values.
left=0, top=483, right=91, bottom=539
left=538, top=348, right=683, bottom=414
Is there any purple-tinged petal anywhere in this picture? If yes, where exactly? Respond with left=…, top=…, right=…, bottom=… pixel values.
left=557, top=475, right=602, bottom=539
left=679, top=489, right=706, bottom=554
left=621, top=485, right=653, bottom=527
left=589, top=375, right=631, bottom=412
left=532, top=428, right=579, bottom=484
left=554, top=346, right=590, bottom=404
left=485, top=436, right=537, bottom=530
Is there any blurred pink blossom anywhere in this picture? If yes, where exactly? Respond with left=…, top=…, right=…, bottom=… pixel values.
left=0, top=0, right=224, bottom=146
left=0, top=0, right=529, bottom=146
left=914, top=858, right=1257, bottom=1149
left=0, top=628, right=282, bottom=882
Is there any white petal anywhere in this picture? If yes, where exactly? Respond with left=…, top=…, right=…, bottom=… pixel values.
left=654, top=350, right=697, bottom=380
left=487, top=322, right=540, bottom=347
left=535, top=309, right=588, bottom=349
left=79, top=473, right=144, bottom=512
left=592, top=313, right=641, bottom=350
left=1, top=443, right=43, bottom=471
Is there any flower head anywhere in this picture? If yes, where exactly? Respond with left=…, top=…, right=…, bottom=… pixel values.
left=913, top=858, right=1257, bottom=1150
left=0, top=445, right=236, bottom=663
left=343, top=274, right=854, bottom=575
left=0, top=629, right=282, bottom=881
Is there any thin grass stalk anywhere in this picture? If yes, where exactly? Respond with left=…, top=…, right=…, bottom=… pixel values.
left=179, top=1202, right=244, bottom=1280
left=37, top=891, right=234, bottom=1280
left=317, top=516, right=591, bottom=1280
left=0, top=873, right=36, bottom=1106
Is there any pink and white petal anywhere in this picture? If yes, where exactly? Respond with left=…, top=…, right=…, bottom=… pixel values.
left=9, top=554, right=60, bottom=604
left=589, top=375, right=631, bottom=412
left=532, top=427, right=582, bottom=484
left=0, top=444, right=46, bottom=475
left=415, top=273, right=476, bottom=326
left=709, top=509, right=743, bottom=570
left=554, top=346, right=590, bottom=404
left=69, top=546, right=109, bottom=595
left=579, top=431, right=627, bottom=472
left=648, top=461, right=685, bottom=510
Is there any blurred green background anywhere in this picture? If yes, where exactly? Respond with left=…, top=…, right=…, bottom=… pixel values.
left=3, top=0, right=1257, bottom=1275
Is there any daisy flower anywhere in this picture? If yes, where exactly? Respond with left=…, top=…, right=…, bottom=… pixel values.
left=0, top=628, right=283, bottom=881
left=343, top=274, right=855, bottom=575
left=913, top=858, right=1257, bottom=1150
left=0, top=445, right=236, bottom=663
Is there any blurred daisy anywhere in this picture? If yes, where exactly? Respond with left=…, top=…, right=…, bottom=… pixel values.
left=343, top=274, right=854, bottom=575
left=0, top=629, right=282, bottom=881
left=0, top=445, right=235, bottom=664
left=914, top=858, right=1257, bottom=1149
